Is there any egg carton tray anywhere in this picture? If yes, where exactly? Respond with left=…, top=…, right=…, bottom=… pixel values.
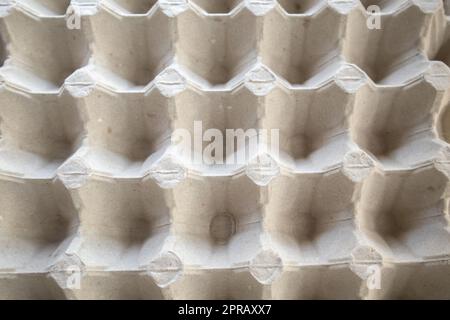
left=0, top=0, right=450, bottom=299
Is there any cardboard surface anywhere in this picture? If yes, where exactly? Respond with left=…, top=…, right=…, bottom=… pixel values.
left=0, top=0, right=449, bottom=299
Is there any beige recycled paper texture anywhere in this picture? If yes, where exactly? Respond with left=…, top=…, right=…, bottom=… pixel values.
left=0, top=0, right=450, bottom=299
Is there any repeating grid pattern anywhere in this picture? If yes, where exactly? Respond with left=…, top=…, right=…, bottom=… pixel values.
left=0, top=0, right=449, bottom=299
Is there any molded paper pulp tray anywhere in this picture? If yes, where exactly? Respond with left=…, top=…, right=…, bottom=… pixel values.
left=0, top=0, right=450, bottom=299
